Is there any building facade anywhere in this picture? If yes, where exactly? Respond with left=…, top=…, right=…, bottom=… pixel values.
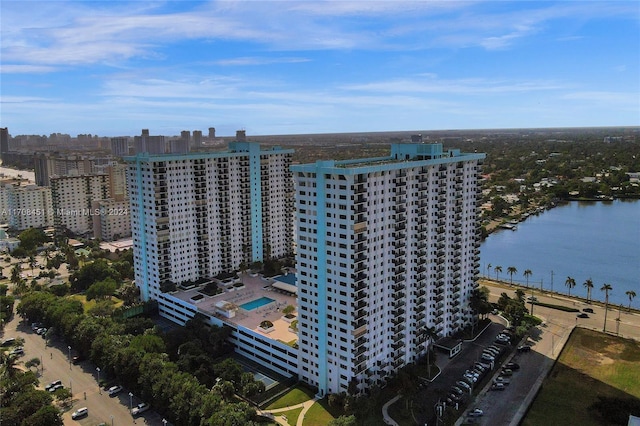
left=125, top=142, right=294, bottom=311
left=92, top=199, right=131, bottom=241
left=292, top=143, right=485, bottom=396
left=5, top=184, right=53, bottom=230
left=111, top=137, right=129, bottom=157
left=50, top=174, right=110, bottom=236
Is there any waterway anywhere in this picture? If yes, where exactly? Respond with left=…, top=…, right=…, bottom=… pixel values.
left=480, top=200, right=640, bottom=308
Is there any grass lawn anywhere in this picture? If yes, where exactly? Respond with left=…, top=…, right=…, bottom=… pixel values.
left=523, top=328, right=640, bottom=426
left=275, top=407, right=304, bottom=425
left=302, top=398, right=342, bottom=426
left=265, top=384, right=316, bottom=410
left=69, top=294, right=123, bottom=312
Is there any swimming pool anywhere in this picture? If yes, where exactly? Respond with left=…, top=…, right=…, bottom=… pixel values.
left=274, top=274, right=296, bottom=286
left=240, top=297, right=276, bottom=311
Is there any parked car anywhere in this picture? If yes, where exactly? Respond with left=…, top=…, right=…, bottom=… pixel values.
left=45, top=380, right=62, bottom=391
left=71, top=407, right=88, bottom=419
left=505, top=362, right=520, bottom=370
left=490, top=383, right=506, bottom=391
left=72, top=355, right=83, bottom=364
left=494, top=376, right=511, bottom=385
left=456, top=380, right=472, bottom=392
left=49, top=383, right=64, bottom=393
left=577, top=313, right=589, bottom=318
left=468, top=408, right=484, bottom=417
left=518, top=345, right=532, bottom=352
left=583, top=308, right=594, bottom=313
left=107, top=385, right=123, bottom=396
left=450, top=386, right=464, bottom=396
left=9, top=347, right=24, bottom=356
left=31, top=322, right=43, bottom=331
left=501, top=368, right=514, bottom=376
left=527, top=296, right=538, bottom=302
left=131, top=402, right=150, bottom=416
left=1, top=338, right=15, bottom=346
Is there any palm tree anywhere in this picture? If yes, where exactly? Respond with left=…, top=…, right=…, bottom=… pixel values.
left=626, top=290, right=636, bottom=312
left=507, top=266, right=517, bottom=285
left=486, top=263, right=492, bottom=279
left=583, top=279, right=594, bottom=303
left=601, top=283, right=613, bottom=332
left=565, top=276, right=576, bottom=296
left=523, top=269, right=532, bottom=287
left=494, top=265, right=502, bottom=281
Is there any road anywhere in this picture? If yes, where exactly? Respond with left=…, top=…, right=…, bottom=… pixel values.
left=3, top=313, right=168, bottom=426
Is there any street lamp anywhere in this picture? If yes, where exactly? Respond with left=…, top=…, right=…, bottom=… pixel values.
left=96, top=367, right=101, bottom=394
left=129, top=392, right=133, bottom=413
left=69, top=379, right=72, bottom=397
left=67, top=346, right=71, bottom=370
left=162, top=419, right=167, bottom=426
left=110, top=415, right=114, bottom=426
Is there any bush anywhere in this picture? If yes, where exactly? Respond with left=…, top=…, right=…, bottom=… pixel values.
left=260, top=320, right=273, bottom=329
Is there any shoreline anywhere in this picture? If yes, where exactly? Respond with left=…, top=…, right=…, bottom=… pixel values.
left=478, top=277, right=640, bottom=315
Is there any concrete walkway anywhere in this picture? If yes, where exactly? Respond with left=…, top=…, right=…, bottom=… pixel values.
left=382, top=395, right=401, bottom=426
left=264, top=397, right=320, bottom=426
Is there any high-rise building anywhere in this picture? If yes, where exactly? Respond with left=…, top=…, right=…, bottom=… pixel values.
left=125, top=141, right=294, bottom=316
left=192, top=130, right=202, bottom=148
left=134, top=129, right=166, bottom=154
left=292, top=142, right=485, bottom=396
left=92, top=199, right=131, bottom=241
left=208, top=127, right=216, bottom=139
left=110, top=137, right=129, bottom=157
left=5, top=184, right=53, bottom=230
left=0, top=128, right=9, bottom=163
left=50, top=174, right=110, bottom=236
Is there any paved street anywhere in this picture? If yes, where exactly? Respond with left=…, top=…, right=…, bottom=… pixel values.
left=3, top=313, right=167, bottom=426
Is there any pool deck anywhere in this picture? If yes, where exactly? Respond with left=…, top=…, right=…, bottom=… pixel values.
left=169, top=271, right=299, bottom=344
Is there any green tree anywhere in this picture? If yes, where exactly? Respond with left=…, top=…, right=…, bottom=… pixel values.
left=494, top=265, right=502, bottom=281
left=329, top=415, right=358, bottom=426
left=601, top=283, right=613, bottom=332
left=86, top=278, right=118, bottom=301
left=565, top=276, right=576, bottom=296
left=282, top=305, right=295, bottom=315
left=523, top=269, right=532, bottom=287
left=21, top=404, right=63, bottom=426
left=507, top=266, right=517, bottom=284
left=17, top=228, right=48, bottom=254
left=583, top=278, right=594, bottom=303
left=626, top=290, right=636, bottom=312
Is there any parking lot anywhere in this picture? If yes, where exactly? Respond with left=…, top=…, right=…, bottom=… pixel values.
left=413, top=318, right=511, bottom=425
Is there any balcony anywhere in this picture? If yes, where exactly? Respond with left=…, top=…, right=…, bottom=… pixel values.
left=392, top=282, right=406, bottom=292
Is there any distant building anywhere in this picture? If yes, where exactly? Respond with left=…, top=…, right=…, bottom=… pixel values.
left=168, top=138, right=190, bottom=154
left=110, top=137, right=129, bottom=157
left=192, top=130, right=202, bottom=148
left=50, top=174, right=110, bottom=236
left=134, top=129, right=166, bottom=154
left=5, top=184, right=53, bottom=230
left=0, top=128, right=9, bottom=163
left=208, top=127, right=216, bottom=139
left=92, top=198, right=131, bottom=241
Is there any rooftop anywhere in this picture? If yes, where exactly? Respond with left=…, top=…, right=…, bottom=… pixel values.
left=169, top=272, right=299, bottom=346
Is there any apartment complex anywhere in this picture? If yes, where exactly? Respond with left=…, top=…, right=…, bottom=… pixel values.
left=50, top=174, right=110, bottom=235
left=125, top=141, right=294, bottom=312
left=292, top=142, right=485, bottom=395
left=92, top=199, right=131, bottom=241
left=5, top=184, right=53, bottom=230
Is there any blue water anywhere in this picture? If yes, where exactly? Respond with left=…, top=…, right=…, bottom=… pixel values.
left=274, top=274, right=297, bottom=286
left=481, top=200, right=640, bottom=308
left=240, top=297, right=275, bottom=311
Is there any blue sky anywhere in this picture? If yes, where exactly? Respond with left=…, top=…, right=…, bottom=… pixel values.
left=1, top=0, right=639, bottom=137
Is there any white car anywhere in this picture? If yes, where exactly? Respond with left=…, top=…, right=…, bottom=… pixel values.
left=469, top=408, right=484, bottom=417
left=71, top=407, right=88, bottom=419
left=107, top=385, right=123, bottom=396
left=131, top=402, right=150, bottom=416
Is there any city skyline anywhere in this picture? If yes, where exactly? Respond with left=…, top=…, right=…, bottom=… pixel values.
left=1, top=1, right=639, bottom=137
